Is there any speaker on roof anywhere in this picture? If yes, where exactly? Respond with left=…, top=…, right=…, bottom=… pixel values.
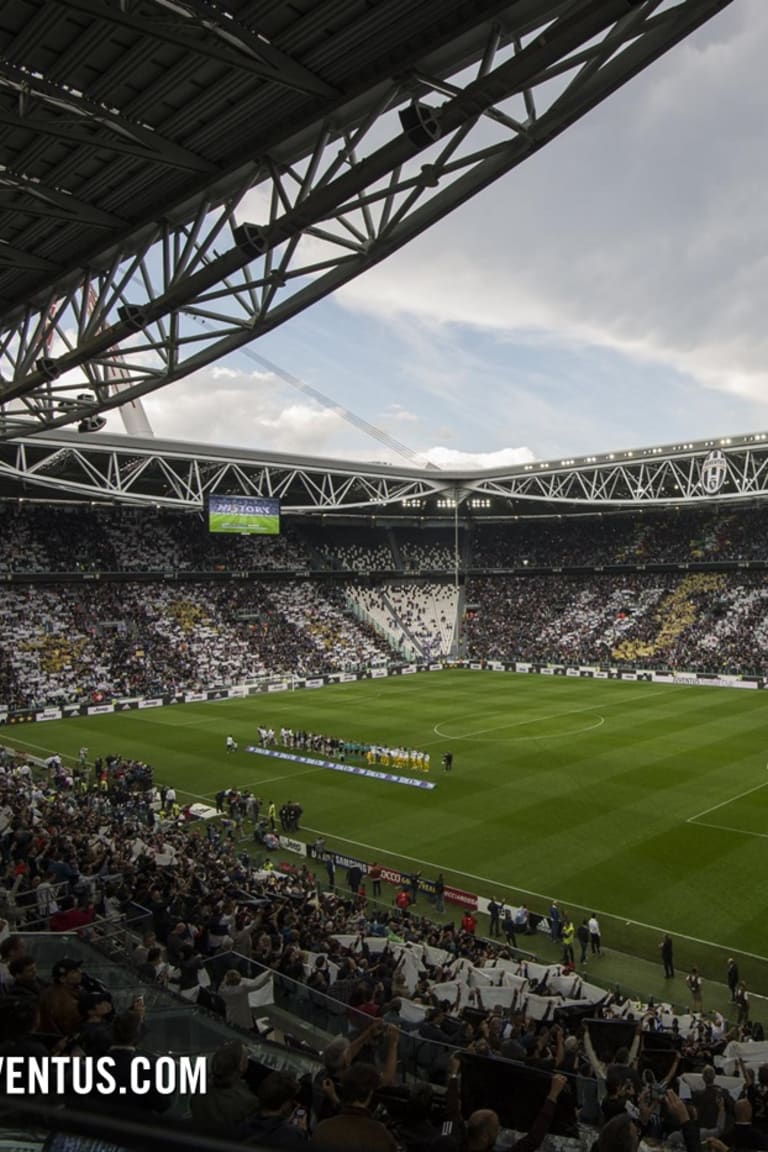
left=78, top=415, right=108, bottom=433
left=118, top=304, right=148, bottom=332
left=399, top=103, right=441, bottom=147
left=232, top=223, right=268, bottom=257
left=35, top=357, right=60, bottom=381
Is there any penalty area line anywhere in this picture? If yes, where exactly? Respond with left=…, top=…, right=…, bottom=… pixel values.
left=301, top=824, right=768, bottom=967
left=687, top=819, right=768, bottom=841
left=686, top=764, right=768, bottom=823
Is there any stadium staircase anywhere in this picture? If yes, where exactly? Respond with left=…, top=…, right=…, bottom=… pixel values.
left=381, top=587, right=428, bottom=660
left=386, top=527, right=404, bottom=572
left=452, top=584, right=466, bottom=658
left=343, top=587, right=417, bottom=659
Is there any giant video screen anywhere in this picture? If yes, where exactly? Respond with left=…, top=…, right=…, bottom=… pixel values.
left=207, top=494, right=280, bottom=535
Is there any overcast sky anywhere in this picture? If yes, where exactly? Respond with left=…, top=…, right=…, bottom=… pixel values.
left=119, top=1, right=768, bottom=470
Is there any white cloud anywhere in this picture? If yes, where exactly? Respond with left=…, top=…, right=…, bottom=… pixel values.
left=421, top=445, right=534, bottom=470
left=333, top=2, right=768, bottom=411
left=136, top=367, right=349, bottom=455
left=378, top=404, right=418, bottom=423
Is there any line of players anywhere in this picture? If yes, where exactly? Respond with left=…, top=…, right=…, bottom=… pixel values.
left=226, top=730, right=435, bottom=773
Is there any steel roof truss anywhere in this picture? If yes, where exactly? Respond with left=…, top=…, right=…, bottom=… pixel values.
left=0, top=0, right=736, bottom=438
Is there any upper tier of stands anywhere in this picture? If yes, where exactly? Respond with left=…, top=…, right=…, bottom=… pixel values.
left=4, top=502, right=768, bottom=574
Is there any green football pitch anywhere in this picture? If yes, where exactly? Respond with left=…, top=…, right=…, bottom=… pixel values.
left=7, top=670, right=768, bottom=1003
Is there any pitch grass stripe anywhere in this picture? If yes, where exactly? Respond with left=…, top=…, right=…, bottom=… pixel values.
left=302, top=824, right=768, bottom=967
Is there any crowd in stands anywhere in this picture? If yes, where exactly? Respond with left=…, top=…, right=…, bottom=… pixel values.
left=469, top=507, right=768, bottom=568
left=0, top=504, right=309, bottom=574
left=2, top=748, right=767, bottom=1152
left=4, top=502, right=768, bottom=576
left=464, top=571, right=768, bottom=674
left=5, top=502, right=768, bottom=712
left=0, top=581, right=390, bottom=710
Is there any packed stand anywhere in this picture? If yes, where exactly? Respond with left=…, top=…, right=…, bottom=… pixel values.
left=0, top=581, right=391, bottom=710
left=0, top=504, right=310, bottom=573
left=464, top=571, right=768, bottom=674
left=470, top=507, right=768, bottom=568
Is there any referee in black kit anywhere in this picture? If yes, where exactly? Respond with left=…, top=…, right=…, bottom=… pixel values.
left=442, top=752, right=453, bottom=772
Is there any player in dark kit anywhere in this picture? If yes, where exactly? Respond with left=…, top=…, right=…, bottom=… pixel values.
left=442, top=752, right=453, bottom=772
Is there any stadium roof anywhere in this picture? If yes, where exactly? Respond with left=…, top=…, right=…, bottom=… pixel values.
left=2, top=428, right=768, bottom=514
left=0, top=0, right=734, bottom=439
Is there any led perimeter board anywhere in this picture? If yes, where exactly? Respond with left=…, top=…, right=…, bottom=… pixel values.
left=207, top=494, right=280, bottom=535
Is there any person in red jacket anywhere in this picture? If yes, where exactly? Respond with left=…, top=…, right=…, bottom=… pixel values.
left=461, top=910, right=477, bottom=935
left=49, top=897, right=95, bottom=933
left=395, top=887, right=411, bottom=911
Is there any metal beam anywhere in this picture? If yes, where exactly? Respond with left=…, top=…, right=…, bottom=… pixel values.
left=1, top=432, right=766, bottom=510
left=0, top=435, right=451, bottom=509
left=62, top=0, right=338, bottom=97
left=0, top=65, right=217, bottom=174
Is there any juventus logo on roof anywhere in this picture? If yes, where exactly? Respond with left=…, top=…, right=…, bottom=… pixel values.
left=701, top=450, right=728, bottom=495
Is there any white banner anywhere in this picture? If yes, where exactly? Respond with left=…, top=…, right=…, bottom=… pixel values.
left=188, top=803, right=218, bottom=821
left=248, top=975, right=275, bottom=1007
left=371, top=667, right=388, bottom=678
left=429, top=663, right=444, bottom=671
left=267, top=682, right=288, bottom=693
left=566, top=668, right=579, bottom=677
left=138, top=698, right=163, bottom=709
left=401, top=665, right=417, bottom=675
left=227, top=685, right=246, bottom=698
left=339, top=672, right=357, bottom=683
left=469, top=662, right=482, bottom=670
left=595, top=671, right=608, bottom=679
left=37, top=708, right=62, bottom=722
left=670, top=673, right=757, bottom=690
left=278, top=836, right=306, bottom=856
left=305, top=678, right=324, bottom=688
left=87, top=704, right=114, bottom=715
left=184, top=692, right=207, bottom=702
